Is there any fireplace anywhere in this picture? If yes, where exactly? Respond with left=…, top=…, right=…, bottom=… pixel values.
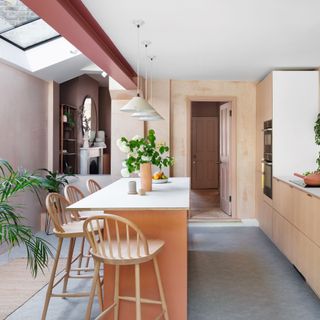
left=80, top=147, right=105, bottom=174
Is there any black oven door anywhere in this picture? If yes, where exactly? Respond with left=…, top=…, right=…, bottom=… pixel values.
left=263, top=161, right=272, bottom=199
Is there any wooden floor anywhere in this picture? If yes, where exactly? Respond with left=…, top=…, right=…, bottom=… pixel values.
left=190, top=189, right=230, bottom=220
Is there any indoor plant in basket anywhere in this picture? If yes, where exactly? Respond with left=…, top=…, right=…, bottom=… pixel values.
left=117, top=129, right=174, bottom=191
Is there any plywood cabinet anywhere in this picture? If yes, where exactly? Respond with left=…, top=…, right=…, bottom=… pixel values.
left=259, top=200, right=273, bottom=240
left=273, top=209, right=294, bottom=262
left=268, top=178, right=320, bottom=298
left=273, top=178, right=294, bottom=223
left=292, top=188, right=317, bottom=244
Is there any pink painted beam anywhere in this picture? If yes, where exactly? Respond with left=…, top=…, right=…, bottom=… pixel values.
left=22, top=0, right=136, bottom=89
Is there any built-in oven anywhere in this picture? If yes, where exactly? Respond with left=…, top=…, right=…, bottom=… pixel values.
left=263, top=120, right=272, bottom=199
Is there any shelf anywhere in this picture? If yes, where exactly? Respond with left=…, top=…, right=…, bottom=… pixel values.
left=63, top=153, right=77, bottom=156
left=64, top=139, right=77, bottom=142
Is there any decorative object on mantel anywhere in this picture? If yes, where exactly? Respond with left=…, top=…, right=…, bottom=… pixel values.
left=117, top=129, right=174, bottom=191
left=94, top=130, right=107, bottom=148
left=83, top=131, right=89, bottom=148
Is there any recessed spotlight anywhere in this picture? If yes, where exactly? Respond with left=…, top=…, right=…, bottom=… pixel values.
left=101, top=71, right=107, bottom=78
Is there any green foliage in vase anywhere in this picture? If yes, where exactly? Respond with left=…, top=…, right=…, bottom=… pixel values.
left=117, top=129, right=174, bottom=177
left=64, top=111, right=76, bottom=128
left=0, top=160, right=52, bottom=277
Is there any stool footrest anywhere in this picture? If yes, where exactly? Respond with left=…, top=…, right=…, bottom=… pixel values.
left=119, top=295, right=162, bottom=305
left=95, top=302, right=117, bottom=319
left=51, top=291, right=91, bottom=298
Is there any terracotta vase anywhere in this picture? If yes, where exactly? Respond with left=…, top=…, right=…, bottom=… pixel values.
left=140, top=162, right=152, bottom=191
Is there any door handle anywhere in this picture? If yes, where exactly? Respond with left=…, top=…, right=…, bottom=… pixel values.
left=216, top=161, right=221, bottom=165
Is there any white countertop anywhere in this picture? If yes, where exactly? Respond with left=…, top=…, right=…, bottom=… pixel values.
left=68, top=177, right=190, bottom=211
left=275, top=176, right=320, bottom=199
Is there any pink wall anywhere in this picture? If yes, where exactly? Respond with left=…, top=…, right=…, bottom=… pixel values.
left=0, top=61, right=49, bottom=232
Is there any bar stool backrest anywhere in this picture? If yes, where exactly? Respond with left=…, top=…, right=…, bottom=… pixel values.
left=46, top=193, right=79, bottom=233
left=64, top=185, right=85, bottom=204
left=86, top=179, right=102, bottom=194
left=83, top=215, right=150, bottom=260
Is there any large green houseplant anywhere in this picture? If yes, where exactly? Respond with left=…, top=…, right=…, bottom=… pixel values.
left=0, top=160, right=52, bottom=277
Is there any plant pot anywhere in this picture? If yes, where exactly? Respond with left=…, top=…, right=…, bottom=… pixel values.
left=140, top=162, right=152, bottom=191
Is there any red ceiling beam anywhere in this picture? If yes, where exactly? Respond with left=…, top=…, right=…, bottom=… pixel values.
left=22, top=0, right=136, bottom=89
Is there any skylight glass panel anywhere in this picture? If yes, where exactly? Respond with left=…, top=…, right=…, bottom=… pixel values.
left=0, top=0, right=38, bottom=33
left=0, top=0, right=60, bottom=49
left=1, top=19, right=59, bottom=49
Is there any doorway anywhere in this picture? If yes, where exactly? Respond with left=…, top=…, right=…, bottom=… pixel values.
left=189, top=100, right=234, bottom=220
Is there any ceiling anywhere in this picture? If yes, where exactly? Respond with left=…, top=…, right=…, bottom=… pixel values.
left=81, top=0, right=320, bottom=81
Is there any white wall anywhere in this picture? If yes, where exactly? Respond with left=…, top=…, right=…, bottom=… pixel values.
left=273, top=71, right=319, bottom=176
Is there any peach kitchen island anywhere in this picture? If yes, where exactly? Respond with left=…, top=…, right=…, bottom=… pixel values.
left=69, top=177, right=190, bottom=320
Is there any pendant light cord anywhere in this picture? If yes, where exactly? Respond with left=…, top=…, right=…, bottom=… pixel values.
left=136, top=23, right=141, bottom=96
left=144, top=42, right=149, bottom=101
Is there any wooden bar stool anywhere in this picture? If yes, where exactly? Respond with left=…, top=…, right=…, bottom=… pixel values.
left=41, top=193, right=103, bottom=320
left=83, top=214, right=169, bottom=320
left=64, top=185, right=104, bottom=271
left=87, top=178, right=102, bottom=194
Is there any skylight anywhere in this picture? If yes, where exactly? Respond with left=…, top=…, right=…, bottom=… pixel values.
left=0, top=0, right=60, bottom=50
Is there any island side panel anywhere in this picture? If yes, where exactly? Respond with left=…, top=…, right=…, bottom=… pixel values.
left=102, top=209, right=188, bottom=320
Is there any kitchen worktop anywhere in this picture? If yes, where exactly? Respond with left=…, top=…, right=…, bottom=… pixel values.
left=274, top=176, right=320, bottom=199
left=68, top=177, right=190, bottom=211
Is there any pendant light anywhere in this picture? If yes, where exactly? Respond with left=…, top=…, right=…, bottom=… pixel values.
left=120, top=21, right=155, bottom=113
left=138, top=56, right=164, bottom=121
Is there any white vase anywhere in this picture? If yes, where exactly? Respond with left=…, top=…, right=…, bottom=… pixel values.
left=83, top=132, right=89, bottom=148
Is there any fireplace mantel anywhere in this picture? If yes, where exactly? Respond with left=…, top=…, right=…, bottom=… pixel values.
left=80, top=147, right=105, bottom=174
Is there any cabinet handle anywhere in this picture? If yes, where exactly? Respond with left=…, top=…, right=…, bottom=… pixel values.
left=307, top=193, right=313, bottom=198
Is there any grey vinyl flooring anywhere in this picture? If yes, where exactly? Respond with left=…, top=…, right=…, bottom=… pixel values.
left=3, top=226, right=320, bottom=319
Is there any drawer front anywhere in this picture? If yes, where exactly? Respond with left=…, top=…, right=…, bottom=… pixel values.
left=293, top=188, right=317, bottom=244
left=273, top=178, right=294, bottom=223
left=272, top=209, right=293, bottom=262
left=259, top=200, right=273, bottom=240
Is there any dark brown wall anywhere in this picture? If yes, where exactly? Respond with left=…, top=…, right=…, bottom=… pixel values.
left=99, top=85, right=111, bottom=150
left=60, top=74, right=100, bottom=172
left=192, top=101, right=220, bottom=117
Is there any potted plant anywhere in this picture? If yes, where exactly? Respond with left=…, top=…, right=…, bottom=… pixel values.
left=295, top=113, right=320, bottom=186
left=0, top=160, right=52, bottom=277
left=117, top=129, right=174, bottom=191
left=35, top=169, right=74, bottom=233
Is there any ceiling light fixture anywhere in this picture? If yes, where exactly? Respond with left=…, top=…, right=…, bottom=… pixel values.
left=138, top=56, right=164, bottom=121
left=120, top=20, right=155, bottom=114
left=101, top=71, right=107, bottom=78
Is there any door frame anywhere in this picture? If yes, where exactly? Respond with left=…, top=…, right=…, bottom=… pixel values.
left=186, top=96, right=237, bottom=218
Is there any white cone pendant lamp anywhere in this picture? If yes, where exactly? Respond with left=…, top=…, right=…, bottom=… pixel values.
left=120, top=21, right=155, bottom=114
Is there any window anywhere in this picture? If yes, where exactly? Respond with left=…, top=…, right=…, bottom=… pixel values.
left=0, top=0, right=60, bottom=50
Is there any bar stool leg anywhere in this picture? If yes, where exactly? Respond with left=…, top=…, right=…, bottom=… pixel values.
left=85, top=260, right=101, bottom=320
left=77, top=237, right=85, bottom=275
left=63, top=237, right=75, bottom=293
left=153, top=257, right=169, bottom=320
left=114, top=265, right=120, bottom=320
left=41, top=237, right=63, bottom=320
left=97, top=276, right=103, bottom=312
left=135, top=264, right=142, bottom=320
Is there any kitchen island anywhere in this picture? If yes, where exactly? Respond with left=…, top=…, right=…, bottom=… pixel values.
left=69, top=177, right=190, bottom=320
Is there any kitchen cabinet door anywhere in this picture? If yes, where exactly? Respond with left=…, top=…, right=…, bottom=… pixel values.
left=272, top=209, right=293, bottom=262
left=293, top=188, right=316, bottom=244
left=273, top=178, right=294, bottom=223
left=259, top=200, right=273, bottom=240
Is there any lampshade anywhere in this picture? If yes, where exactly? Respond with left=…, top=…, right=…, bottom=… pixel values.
left=138, top=112, right=164, bottom=121
left=131, top=110, right=157, bottom=118
left=120, top=96, right=155, bottom=113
